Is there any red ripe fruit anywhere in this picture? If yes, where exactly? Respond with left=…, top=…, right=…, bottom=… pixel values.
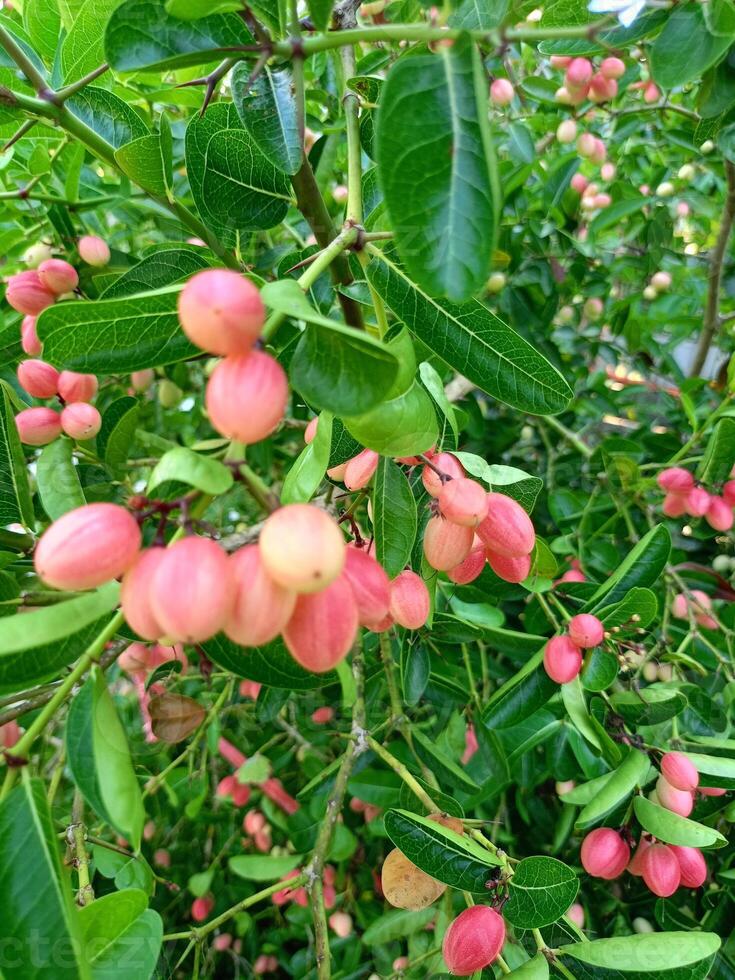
left=191, top=896, right=214, bottom=922
left=178, top=269, right=265, bottom=355
left=35, top=503, right=141, bottom=590
left=565, top=57, right=593, bottom=90
left=670, top=846, right=707, bottom=887
left=341, top=546, right=391, bottom=627
left=225, top=544, right=297, bottom=647
left=706, top=495, right=734, bottom=531
left=15, top=407, right=61, bottom=446
left=722, top=479, right=735, bottom=507
left=344, top=449, right=379, bottom=490
left=205, top=351, right=288, bottom=444
left=661, top=752, right=699, bottom=792
left=61, top=403, right=101, bottom=440
left=78, top=235, right=110, bottom=267
left=421, top=453, right=464, bottom=497
left=567, top=613, right=604, bottom=649
left=627, top=835, right=653, bottom=876
left=544, top=635, right=583, bottom=684
left=477, top=493, right=535, bottom=558
left=580, top=828, right=630, bottom=879
left=57, top=370, right=98, bottom=403
left=38, top=258, right=78, bottom=295
left=6, top=270, right=56, bottom=315
left=121, top=548, right=167, bottom=641
left=641, top=843, right=681, bottom=897
left=656, top=775, right=693, bottom=817
left=663, top=493, right=687, bottom=518
left=259, top=504, right=346, bottom=593
left=442, top=906, right=505, bottom=976
left=657, top=467, right=694, bottom=492
left=486, top=550, right=531, bottom=583
left=282, top=576, right=359, bottom=672
left=150, top=537, right=235, bottom=643
left=17, top=359, right=59, bottom=399
left=684, top=486, right=710, bottom=518
left=21, top=316, right=42, bottom=356
left=448, top=538, right=485, bottom=585
left=438, top=478, right=489, bottom=527
left=423, top=516, right=474, bottom=571
left=389, top=570, right=430, bottom=629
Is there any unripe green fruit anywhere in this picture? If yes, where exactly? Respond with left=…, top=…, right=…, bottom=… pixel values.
left=656, top=181, right=675, bottom=197
left=678, top=163, right=695, bottom=181
left=158, top=379, right=182, bottom=408
left=633, top=917, right=654, bottom=934
left=24, top=242, right=54, bottom=267
left=700, top=140, right=714, bottom=154
left=486, top=271, right=506, bottom=293
left=643, top=285, right=658, bottom=301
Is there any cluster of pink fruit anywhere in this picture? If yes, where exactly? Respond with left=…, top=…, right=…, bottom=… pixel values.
left=543, top=613, right=605, bottom=684
left=671, top=590, right=718, bottom=631
left=657, top=466, right=735, bottom=531
left=177, top=269, right=288, bottom=446
left=551, top=55, right=625, bottom=106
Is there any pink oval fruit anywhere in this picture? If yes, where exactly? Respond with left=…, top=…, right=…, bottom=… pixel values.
left=657, top=467, right=694, bottom=492
left=38, top=258, right=78, bottom=295
left=641, top=843, right=681, bottom=897
left=661, top=752, right=699, bottom=792
left=567, top=613, right=604, bottom=649
left=6, top=270, right=57, bottom=315
left=15, top=407, right=61, bottom=446
left=57, top=370, right=98, bottom=403
left=684, top=487, right=710, bottom=518
left=706, top=495, right=733, bottom=531
left=121, top=548, right=167, bottom=641
left=78, top=235, right=110, bottom=267
left=21, top=316, right=42, bottom=356
left=627, top=835, right=653, bottom=877
left=150, top=537, right=235, bottom=643
left=118, top=641, right=151, bottom=676
left=225, top=544, right=297, bottom=646
left=544, top=635, right=583, bottom=684
left=663, top=493, right=687, bottom=518
left=600, top=56, right=625, bottom=79
left=389, top=570, right=430, bottom=629
left=477, top=493, right=535, bottom=558
left=448, top=538, right=486, bottom=585
left=61, top=403, right=101, bottom=440
left=205, top=351, right=288, bottom=444
left=438, top=478, right=489, bottom=527
left=282, top=575, right=359, bottom=672
left=178, top=269, right=265, bottom=355
left=580, top=828, right=630, bottom=879
left=421, top=453, right=464, bottom=497
left=566, top=57, right=593, bottom=89
left=442, top=906, right=505, bottom=976
left=423, top=516, right=474, bottom=571
left=656, top=775, right=694, bottom=817
left=490, top=78, right=514, bottom=105
left=722, top=479, right=735, bottom=507
left=191, top=896, right=214, bottom=922
left=35, top=503, right=141, bottom=590
left=259, top=504, right=345, bottom=594
left=670, top=845, right=707, bottom=888
left=131, top=369, right=154, bottom=392
left=344, top=449, right=379, bottom=491
left=341, top=546, right=391, bottom=627
left=17, top=359, right=59, bottom=399
left=487, top=550, right=531, bottom=583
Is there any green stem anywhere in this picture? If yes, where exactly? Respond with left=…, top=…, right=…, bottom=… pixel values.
left=366, top=735, right=435, bottom=811
left=0, top=24, right=47, bottom=91
left=70, top=789, right=94, bottom=906
left=340, top=45, right=362, bottom=226
left=378, top=632, right=403, bottom=723
left=542, top=416, right=593, bottom=459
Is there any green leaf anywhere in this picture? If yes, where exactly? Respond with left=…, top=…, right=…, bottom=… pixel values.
left=508, top=955, right=550, bottom=979
left=105, top=0, right=251, bottom=71
left=101, top=248, right=211, bottom=298
left=36, top=438, right=86, bottom=520
left=166, top=0, right=242, bottom=16
left=589, top=197, right=648, bottom=237
left=449, top=0, right=508, bottom=29
left=362, top=907, right=436, bottom=946
left=376, top=39, right=496, bottom=301
left=78, top=890, right=163, bottom=980
left=609, top=687, right=687, bottom=727
left=232, top=63, right=303, bottom=176
left=373, top=457, right=418, bottom=578
left=23, top=0, right=61, bottom=64
left=560, top=931, right=720, bottom=979
left=650, top=3, right=733, bottom=89
left=575, top=750, right=651, bottom=830
left=203, top=633, right=337, bottom=689
left=61, top=0, right=122, bottom=83
left=383, top=808, right=501, bottom=892
left=419, top=360, right=459, bottom=449
left=344, top=381, right=439, bottom=457
left=282, top=411, right=332, bottom=504
left=67, top=87, right=149, bottom=151
left=698, top=417, right=735, bottom=484
left=306, top=0, right=333, bottom=29
left=584, top=524, right=670, bottom=613
left=97, top=396, right=140, bottom=477
left=147, top=446, right=233, bottom=497
left=401, top=642, right=430, bottom=705
left=115, top=134, right=170, bottom=196
left=680, top=752, right=735, bottom=789
left=596, top=587, right=659, bottom=631
left=367, top=249, right=572, bottom=415
left=482, top=651, right=557, bottom=729
left=37, top=289, right=197, bottom=374
left=229, top=854, right=303, bottom=881
left=67, top=667, right=145, bottom=850
left=411, top=728, right=479, bottom=792
left=0, top=381, right=34, bottom=526
left=186, top=103, right=292, bottom=245
left=504, top=856, right=579, bottom=929
left=0, top=779, right=88, bottom=980
left=633, top=796, right=727, bottom=849
left=0, top=585, right=120, bottom=695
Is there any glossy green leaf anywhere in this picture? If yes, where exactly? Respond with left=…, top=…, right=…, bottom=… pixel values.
left=282, top=411, right=332, bottom=504
left=115, top=134, right=170, bottom=196
left=610, top=687, right=687, bottom=726
left=61, top=0, right=121, bottom=83
left=376, top=39, right=496, bottom=301
left=383, top=808, right=501, bottom=892
left=698, top=417, right=735, bottom=485
left=101, top=248, right=210, bottom=298
left=0, top=381, right=34, bottom=526
left=508, top=955, right=550, bottom=979
left=23, top=0, right=62, bottom=63
left=560, top=771, right=614, bottom=806
left=401, top=642, right=430, bottom=705
left=0, top=779, right=88, bottom=980
left=680, top=752, right=735, bottom=789
left=97, top=396, right=140, bottom=477
left=483, top=651, right=557, bottom=729
left=650, top=3, right=732, bottom=89
left=576, top=750, right=651, bottom=830
left=411, top=728, right=479, bottom=793
left=373, top=457, right=417, bottom=578
left=78, top=890, right=163, bottom=980
left=147, top=446, right=233, bottom=497
left=362, top=908, right=435, bottom=946
left=67, top=87, right=149, bottom=151
left=105, top=0, right=251, bottom=71
left=36, top=437, right=86, bottom=520
left=232, top=63, right=303, bottom=176
left=344, top=381, right=439, bottom=457
left=166, top=0, right=242, bottom=16
left=229, top=854, right=303, bottom=881
left=203, top=633, right=337, bottom=689
left=584, top=525, right=670, bottom=613
left=560, top=931, right=720, bottom=979
left=367, top=249, right=572, bottom=415
left=633, top=796, right=727, bottom=848
left=505, top=856, right=578, bottom=929
left=596, top=587, right=659, bottom=630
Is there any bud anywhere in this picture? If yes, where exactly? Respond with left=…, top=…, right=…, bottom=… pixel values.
left=150, top=537, right=235, bottom=643
left=567, top=613, right=604, bottom=649
left=421, top=452, right=464, bottom=497
left=657, top=467, right=694, bottom=492
left=259, top=504, right=346, bottom=594
left=61, top=403, right=101, bottom=440
left=225, top=544, right=297, bottom=646
left=656, top=775, right=694, bottom=817
left=641, top=843, right=680, bottom=897
left=153, top=849, right=171, bottom=868
left=486, top=550, right=531, bottom=583
left=477, top=492, right=535, bottom=558
left=191, top=896, right=214, bottom=922
left=442, top=906, right=505, bottom=976
left=663, top=493, right=687, bottom=518
left=382, top=848, right=447, bottom=910
left=131, top=369, right=155, bottom=392
left=312, top=706, right=334, bottom=724
left=344, top=448, right=379, bottom=490
left=600, top=56, right=625, bottom=79
left=670, top=845, right=707, bottom=888
left=566, top=57, right=593, bottom=90
left=6, top=270, right=57, bottom=315
left=17, top=359, right=59, bottom=399
left=328, top=911, right=352, bottom=938
left=57, top=370, right=98, bottom=403
left=205, top=351, right=288, bottom=444
left=580, top=827, right=630, bottom=879
left=661, top=752, right=699, bottom=792
left=684, top=486, right=710, bottom=518
left=438, top=478, right=488, bottom=527
left=423, top=516, right=474, bottom=571
left=21, top=316, right=42, bottom=356
left=178, top=269, right=265, bottom=355
left=706, top=495, right=733, bottom=531
left=556, top=120, right=578, bottom=144
left=35, top=503, right=141, bottom=590
left=341, top=546, right=391, bottom=627
left=121, top=548, right=167, bottom=641
left=571, top=173, right=588, bottom=194
left=213, top=934, right=232, bottom=952
left=544, top=635, right=583, bottom=684
left=15, top=406, right=61, bottom=446
left=389, top=570, right=430, bottom=629
left=283, top=575, right=358, bottom=672
left=447, top=537, right=485, bottom=585
left=37, top=258, right=78, bottom=295
left=490, top=78, right=514, bottom=105
left=78, top=235, right=111, bottom=267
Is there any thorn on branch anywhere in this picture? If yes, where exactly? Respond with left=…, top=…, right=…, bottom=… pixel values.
left=2, top=119, right=36, bottom=152
left=177, top=58, right=243, bottom=117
